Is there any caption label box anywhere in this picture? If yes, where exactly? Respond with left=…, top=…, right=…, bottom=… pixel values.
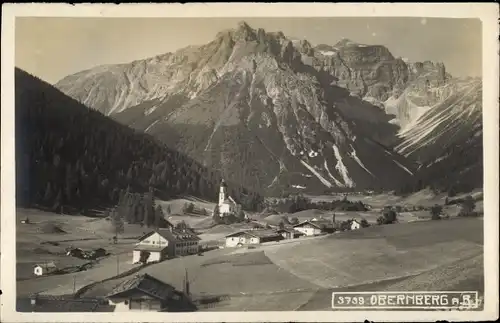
left=331, top=291, right=480, bottom=310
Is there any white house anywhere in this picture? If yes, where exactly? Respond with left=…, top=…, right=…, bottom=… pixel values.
left=106, top=274, right=186, bottom=312
left=350, top=219, right=362, bottom=230
left=133, top=228, right=200, bottom=264
left=218, top=179, right=241, bottom=216
left=225, top=229, right=283, bottom=248
left=33, top=262, right=58, bottom=276
left=276, top=228, right=304, bottom=240
left=293, top=221, right=323, bottom=236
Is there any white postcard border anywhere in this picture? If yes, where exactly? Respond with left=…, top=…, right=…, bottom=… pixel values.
left=1, top=3, right=498, bottom=322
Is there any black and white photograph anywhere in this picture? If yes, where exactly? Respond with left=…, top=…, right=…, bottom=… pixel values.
left=1, top=3, right=498, bottom=322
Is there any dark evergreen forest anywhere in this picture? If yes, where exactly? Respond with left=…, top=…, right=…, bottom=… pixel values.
left=15, top=68, right=264, bottom=216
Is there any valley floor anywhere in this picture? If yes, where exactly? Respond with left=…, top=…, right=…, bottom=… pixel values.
left=12, top=190, right=485, bottom=311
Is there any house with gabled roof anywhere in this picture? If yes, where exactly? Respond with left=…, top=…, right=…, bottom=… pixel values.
left=224, top=229, right=283, bottom=247
left=33, top=262, right=58, bottom=276
left=106, top=274, right=193, bottom=312
left=276, top=227, right=304, bottom=240
left=350, top=219, right=362, bottom=230
left=133, top=228, right=201, bottom=264
left=293, top=219, right=335, bottom=236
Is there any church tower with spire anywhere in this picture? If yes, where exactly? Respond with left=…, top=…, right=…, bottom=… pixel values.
left=219, top=179, right=227, bottom=206
left=217, top=179, right=240, bottom=216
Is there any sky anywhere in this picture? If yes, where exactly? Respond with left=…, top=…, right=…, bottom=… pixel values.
left=15, top=17, right=482, bottom=84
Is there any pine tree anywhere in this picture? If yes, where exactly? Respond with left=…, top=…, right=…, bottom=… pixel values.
left=155, top=205, right=164, bottom=229
left=43, top=182, right=53, bottom=204
left=212, top=205, right=221, bottom=224
left=53, top=189, right=62, bottom=213
left=111, top=208, right=125, bottom=240
left=278, top=221, right=285, bottom=230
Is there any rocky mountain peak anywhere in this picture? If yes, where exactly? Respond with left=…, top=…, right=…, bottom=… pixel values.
left=334, top=38, right=359, bottom=48
left=232, top=20, right=257, bottom=42
left=52, top=23, right=480, bottom=196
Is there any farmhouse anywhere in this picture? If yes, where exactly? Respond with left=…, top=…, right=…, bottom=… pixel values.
left=106, top=274, right=191, bottom=312
left=293, top=220, right=335, bottom=236
left=225, top=229, right=283, bottom=247
left=133, top=228, right=200, bottom=264
left=276, top=228, right=304, bottom=240
left=350, top=219, right=362, bottom=230
left=33, top=262, right=58, bottom=276
left=218, top=179, right=241, bottom=216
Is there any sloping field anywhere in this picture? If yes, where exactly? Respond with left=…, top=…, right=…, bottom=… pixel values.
left=81, top=249, right=319, bottom=310
left=264, top=217, right=482, bottom=290
left=78, top=217, right=483, bottom=311
left=298, top=253, right=484, bottom=311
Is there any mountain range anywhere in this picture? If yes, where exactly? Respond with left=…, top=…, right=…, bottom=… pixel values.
left=54, top=21, right=482, bottom=196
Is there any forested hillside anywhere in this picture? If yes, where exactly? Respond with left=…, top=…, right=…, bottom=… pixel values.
left=15, top=68, right=263, bottom=215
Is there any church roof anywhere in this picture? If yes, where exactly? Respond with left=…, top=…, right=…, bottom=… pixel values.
left=107, top=274, right=176, bottom=300
left=220, top=179, right=228, bottom=188
left=221, top=196, right=239, bottom=206
left=138, top=229, right=201, bottom=243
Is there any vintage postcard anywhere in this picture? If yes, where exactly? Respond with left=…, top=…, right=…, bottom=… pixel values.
left=1, top=3, right=498, bottom=322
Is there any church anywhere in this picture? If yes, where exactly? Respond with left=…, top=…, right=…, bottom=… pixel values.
left=218, top=179, right=241, bottom=216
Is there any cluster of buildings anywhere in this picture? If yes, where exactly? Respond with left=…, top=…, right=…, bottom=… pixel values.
left=23, top=180, right=372, bottom=313
left=132, top=221, right=201, bottom=264
left=33, top=248, right=107, bottom=276
left=223, top=217, right=365, bottom=248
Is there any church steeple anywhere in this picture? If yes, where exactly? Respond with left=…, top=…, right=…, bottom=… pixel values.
left=219, top=179, right=227, bottom=206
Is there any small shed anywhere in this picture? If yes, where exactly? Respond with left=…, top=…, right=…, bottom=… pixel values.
left=34, top=262, right=58, bottom=276
left=350, top=219, right=362, bottom=230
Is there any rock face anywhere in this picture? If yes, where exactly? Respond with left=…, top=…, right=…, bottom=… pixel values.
left=55, top=22, right=481, bottom=195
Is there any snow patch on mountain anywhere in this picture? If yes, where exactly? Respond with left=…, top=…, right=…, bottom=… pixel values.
left=300, top=160, right=333, bottom=188
left=319, top=50, right=337, bottom=56
left=144, top=105, right=158, bottom=116
left=145, top=119, right=160, bottom=133
left=323, top=159, right=344, bottom=187
left=332, top=145, right=354, bottom=187
left=382, top=150, right=414, bottom=175
left=348, top=145, right=375, bottom=177
left=308, top=151, right=319, bottom=158
left=393, top=159, right=414, bottom=176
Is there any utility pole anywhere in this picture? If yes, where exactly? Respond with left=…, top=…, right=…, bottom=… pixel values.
left=116, top=253, right=119, bottom=276
left=73, top=275, right=76, bottom=295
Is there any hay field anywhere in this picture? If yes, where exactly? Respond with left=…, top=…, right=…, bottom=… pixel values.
left=81, top=249, right=319, bottom=311
left=264, top=217, right=482, bottom=289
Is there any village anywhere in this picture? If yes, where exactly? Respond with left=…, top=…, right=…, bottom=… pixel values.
left=16, top=179, right=484, bottom=312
